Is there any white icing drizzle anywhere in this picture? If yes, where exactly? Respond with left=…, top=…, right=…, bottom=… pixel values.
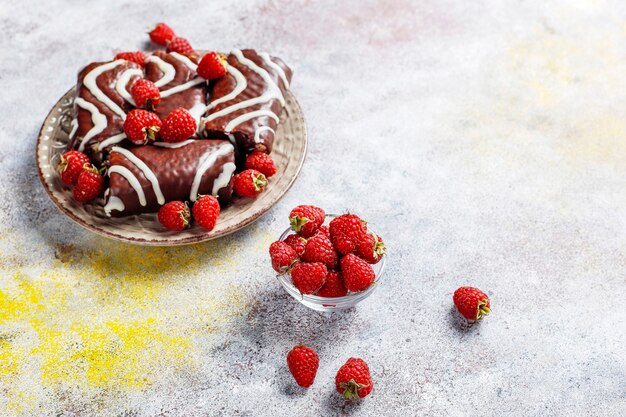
left=103, top=195, right=125, bottom=217
left=147, top=55, right=176, bottom=88
left=206, top=65, right=247, bottom=110
left=160, top=77, right=206, bottom=98
left=108, top=166, right=147, bottom=206
left=83, top=60, right=127, bottom=120
left=225, top=110, right=279, bottom=132
left=187, top=101, right=207, bottom=131
left=254, top=126, right=275, bottom=143
left=98, top=133, right=127, bottom=151
left=170, top=52, right=198, bottom=71
left=258, top=52, right=290, bottom=88
left=189, top=142, right=235, bottom=202
left=153, top=139, right=196, bottom=149
left=212, top=162, right=236, bottom=195
left=74, top=97, right=107, bottom=152
left=68, top=118, right=78, bottom=140
left=111, top=146, right=165, bottom=205
left=226, top=133, right=237, bottom=146
left=115, top=68, right=143, bottom=106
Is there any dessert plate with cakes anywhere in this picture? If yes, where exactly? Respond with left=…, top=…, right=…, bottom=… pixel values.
left=36, top=23, right=307, bottom=245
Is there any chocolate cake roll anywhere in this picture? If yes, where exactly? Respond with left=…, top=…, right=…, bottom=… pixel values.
left=103, top=140, right=236, bottom=217
left=202, top=49, right=292, bottom=155
left=69, top=60, right=143, bottom=163
left=145, top=51, right=208, bottom=127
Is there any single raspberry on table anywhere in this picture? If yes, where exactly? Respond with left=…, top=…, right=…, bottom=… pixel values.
left=244, top=151, right=277, bottom=178
left=335, top=357, right=373, bottom=400
left=192, top=195, right=220, bottom=231
left=115, top=51, right=146, bottom=67
left=354, top=232, right=386, bottom=264
left=291, top=262, right=327, bottom=294
left=58, top=150, right=91, bottom=185
left=287, top=345, right=319, bottom=388
left=157, top=201, right=190, bottom=231
left=72, top=166, right=103, bottom=203
left=197, top=51, right=228, bottom=80
left=269, top=241, right=298, bottom=274
left=289, top=205, right=325, bottom=238
left=167, top=36, right=195, bottom=56
left=123, top=109, right=161, bottom=145
left=160, top=108, right=196, bottom=143
left=453, top=286, right=491, bottom=321
left=317, top=270, right=348, bottom=298
left=341, top=253, right=375, bottom=292
left=233, top=169, right=267, bottom=198
left=149, top=23, right=176, bottom=45
left=284, top=234, right=307, bottom=256
left=131, top=79, right=161, bottom=110
left=329, top=213, right=367, bottom=255
left=302, top=232, right=338, bottom=269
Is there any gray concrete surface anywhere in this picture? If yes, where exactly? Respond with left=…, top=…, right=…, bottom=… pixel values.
left=0, top=0, right=625, bottom=416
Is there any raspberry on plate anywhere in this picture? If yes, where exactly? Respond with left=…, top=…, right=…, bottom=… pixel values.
left=335, top=357, right=373, bottom=400
left=192, top=195, right=220, bottom=231
left=341, top=253, right=375, bottom=292
left=57, top=150, right=91, bottom=185
left=157, top=201, right=190, bottom=231
left=197, top=51, right=228, bottom=80
left=269, top=241, right=298, bottom=274
left=73, top=166, right=103, bottom=203
left=317, top=270, right=347, bottom=298
left=233, top=169, right=267, bottom=198
left=329, top=213, right=367, bottom=255
left=123, top=109, right=161, bottom=145
left=149, top=23, right=176, bottom=45
left=291, top=262, right=327, bottom=294
left=453, top=286, right=491, bottom=321
left=289, top=205, right=325, bottom=238
left=287, top=345, right=319, bottom=388
left=167, top=36, right=195, bottom=56
left=355, top=232, right=385, bottom=264
left=244, top=151, right=277, bottom=178
left=302, top=232, right=338, bottom=269
left=131, top=79, right=161, bottom=110
left=160, top=108, right=196, bottom=143
left=115, top=51, right=146, bottom=67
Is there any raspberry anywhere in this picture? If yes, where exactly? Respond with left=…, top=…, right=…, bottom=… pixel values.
left=287, top=345, right=319, bottom=388
left=317, top=270, right=347, bottom=298
left=197, top=51, right=228, bottom=80
left=269, top=241, right=298, bottom=274
left=329, top=213, right=366, bottom=255
left=354, top=232, right=385, bottom=264
left=284, top=234, right=307, bottom=256
left=131, top=79, right=161, bottom=109
left=157, top=201, right=190, bottom=231
left=233, top=169, right=267, bottom=198
left=160, top=108, right=196, bottom=143
left=341, top=254, right=375, bottom=292
left=123, top=109, right=161, bottom=145
left=290, top=262, right=327, bottom=294
left=115, top=51, right=146, bottom=67
left=192, top=195, right=220, bottom=231
left=244, top=151, right=277, bottom=177
left=335, top=358, right=373, bottom=399
left=289, top=205, right=325, bottom=238
left=302, top=233, right=338, bottom=269
left=73, top=166, right=103, bottom=203
left=149, top=23, right=176, bottom=46
left=167, top=37, right=195, bottom=56
left=58, top=150, right=91, bottom=185
left=453, top=287, right=491, bottom=321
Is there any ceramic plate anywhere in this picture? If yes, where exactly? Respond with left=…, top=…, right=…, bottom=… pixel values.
left=36, top=88, right=307, bottom=246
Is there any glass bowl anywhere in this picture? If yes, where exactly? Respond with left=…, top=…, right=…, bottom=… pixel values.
left=276, top=215, right=386, bottom=312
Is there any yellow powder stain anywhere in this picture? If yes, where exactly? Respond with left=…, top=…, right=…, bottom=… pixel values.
left=561, top=113, right=626, bottom=168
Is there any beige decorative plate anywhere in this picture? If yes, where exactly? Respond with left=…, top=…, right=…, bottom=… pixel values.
left=36, top=88, right=307, bottom=246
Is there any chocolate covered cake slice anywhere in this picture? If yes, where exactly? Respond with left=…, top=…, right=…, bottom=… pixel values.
left=103, top=140, right=236, bottom=217
left=145, top=51, right=208, bottom=128
left=69, top=60, right=143, bottom=163
left=201, top=49, right=292, bottom=155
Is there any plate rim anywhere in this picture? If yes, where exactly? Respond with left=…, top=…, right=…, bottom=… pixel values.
left=36, top=87, right=307, bottom=246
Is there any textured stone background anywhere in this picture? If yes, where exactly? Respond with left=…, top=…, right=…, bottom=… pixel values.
left=1, top=0, right=625, bottom=416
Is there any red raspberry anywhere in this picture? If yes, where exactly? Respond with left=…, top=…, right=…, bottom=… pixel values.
left=148, top=23, right=176, bottom=46
left=335, top=358, right=373, bottom=400
left=329, top=213, right=367, bottom=255
left=167, top=37, right=195, bottom=56
left=269, top=241, right=298, bottom=274
left=131, top=79, right=161, bottom=110
left=244, top=151, right=277, bottom=178
left=290, top=262, right=327, bottom=295
left=157, top=201, right=190, bottom=231
left=73, top=166, right=103, bottom=203
left=197, top=51, right=227, bottom=80
left=160, top=108, right=196, bottom=143
left=287, top=345, right=319, bottom=388
left=354, top=233, right=386, bottom=264
left=115, top=51, right=146, bottom=67
left=289, top=205, right=325, bottom=238
left=316, top=225, right=330, bottom=237
left=302, top=233, right=338, bottom=269
left=284, top=234, right=307, bottom=256
left=341, top=254, right=375, bottom=292
left=453, top=287, right=491, bottom=321
left=317, top=270, right=347, bottom=298
left=192, top=195, right=220, bottom=231
left=232, top=169, right=267, bottom=198
left=123, top=109, right=161, bottom=145
left=58, top=150, right=91, bottom=185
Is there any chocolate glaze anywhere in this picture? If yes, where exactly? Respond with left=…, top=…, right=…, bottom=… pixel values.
left=105, top=140, right=235, bottom=217
left=70, top=60, right=142, bottom=163
left=203, top=49, right=292, bottom=155
left=145, top=51, right=208, bottom=121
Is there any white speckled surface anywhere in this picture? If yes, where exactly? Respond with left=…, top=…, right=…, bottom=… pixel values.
left=1, top=1, right=625, bottom=416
